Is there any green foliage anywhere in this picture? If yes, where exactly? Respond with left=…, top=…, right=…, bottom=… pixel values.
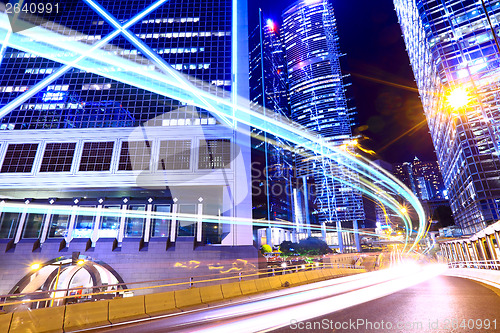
left=260, top=244, right=272, bottom=254
left=278, top=237, right=333, bottom=256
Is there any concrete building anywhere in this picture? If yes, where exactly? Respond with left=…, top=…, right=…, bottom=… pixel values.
left=0, top=0, right=257, bottom=298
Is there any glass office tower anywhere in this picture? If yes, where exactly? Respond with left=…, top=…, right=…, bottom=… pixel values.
left=0, top=0, right=252, bottom=247
left=282, top=0, right=365, bottom=251
left=394, top=0, right=500, bottom=234
left=249, top=13, right=294, bottom=224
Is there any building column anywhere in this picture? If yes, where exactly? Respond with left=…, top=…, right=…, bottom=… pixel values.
left=266, top=228, right=273, bottom=247
left=353, top=220, right=361, bottom=253
left=485, top=234, right=497, bottom=260
left=493, top=231, right=500, bottom=258
left=462, top=242, right=472, bottom=261
left=40, top=208, right=52, bottom=244
left=143, top=204, right=153, bottom=243
left=337, top=221, right=344, bottom=253
left=196, top=203, right=203, bottom=243
left=14, top=207, right=28, bottom=244
left=91, top=205, right=103, bottom=246
left=117, top=204, right=127, bottom=243
left=169, top=203, right=178, bottom=242
left=302, top=176, right=311, bottom=237
left=471, top=241, right=480, bottom=261
left=476, top=240, right=487, bottom=261
left=65, top=206, right=78, bottom=245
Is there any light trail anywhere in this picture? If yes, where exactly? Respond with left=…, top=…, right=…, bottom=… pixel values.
left=88, top=264, right=448, bottom=333
left=0, top=10, right=426, bottom=252
left=0, top=201, right=387, bottom=239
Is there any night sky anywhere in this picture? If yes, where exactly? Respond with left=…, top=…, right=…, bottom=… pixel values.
left=250, top=0, right=437, bottom=163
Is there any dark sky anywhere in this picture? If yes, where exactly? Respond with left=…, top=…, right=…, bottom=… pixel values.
left=250, top=0, right=437, bottom=163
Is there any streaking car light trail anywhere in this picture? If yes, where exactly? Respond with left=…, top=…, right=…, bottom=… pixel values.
left=0, top=10, right=426, bottom=251
left=0, top=201, right=387, bottom=239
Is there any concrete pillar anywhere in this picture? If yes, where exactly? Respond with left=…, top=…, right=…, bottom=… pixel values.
left=476, top=240, right=487, bottom=261
left=91, top=205, right=103, bottom=245
left=353, top=220, right=361, bottom=253
left=485, top=234, right=497, bottom=260
left=14, top=208, right=28, bottom=244
left=462, top=242, right=472, bottom=261
left=337, top=221, right=344, bottom=253
left=170, top=203, right=178, bottom=242
left=40, top=208, right=52, bottom=244
left=266, top=228, right=273, bottom=247
left=143, top=204, right=153, bottom=243
left=302, top=176, right=311, bottom=237
left=117, top=204, right=127, bottom=243
left=196, top=203, right=203, bottom=243
left=471, top=241, right=480, bottom=261
left=65, top=206, right=78, bottom=245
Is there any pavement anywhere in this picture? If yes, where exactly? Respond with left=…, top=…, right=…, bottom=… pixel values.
left=274, top=275, right=500, bottom=333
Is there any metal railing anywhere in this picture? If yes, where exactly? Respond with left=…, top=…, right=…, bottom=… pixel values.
left=0, top=261, right=362, bottom=311
left=448, top=260, right=500, bottom=270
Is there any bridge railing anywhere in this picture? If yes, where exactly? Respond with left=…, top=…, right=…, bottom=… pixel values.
left=448, top=260, right=500, bottom=270
left=0, top=261, right=362, bottom=311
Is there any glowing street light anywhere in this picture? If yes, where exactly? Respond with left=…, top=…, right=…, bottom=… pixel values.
left=30, top=263, right=41, bottom=271
left=447, top=87, right=471, bottom=110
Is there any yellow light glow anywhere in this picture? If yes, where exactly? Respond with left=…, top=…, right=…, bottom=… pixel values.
left=76, top=259, right=85, bottom=266
left=400, top=207, right=407, bottom=214
left=30, top=263, right=41, bottom=270
left=447, top=87, right=470, bottom=110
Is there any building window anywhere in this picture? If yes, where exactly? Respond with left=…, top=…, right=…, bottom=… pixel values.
left=125, top=205, right=145, bottom=237
left=118, top=141, right=151, bottom=171
left=99, top=205, right=121, bottom=238
left=0, top=212, right=20, bottom=238
left=48, top=214, right=69, bottom=238
left=40, top=142, right=76, bottom=172
left=79, top=142, right=114, bottom=172
left=23, top=213, right=45, bottom=238
left=177, top=204, right=196, bottom=237
left=202, top=204, right=222, bottom=245
left=151, top=204, right=171, bottom=238
left=1, top=143, right=38, bottom=173
left=72, top=206, right=95, bottom=238
left=158, top=140, right=191, bottom=170
left=198, top=139, right=231, bottom=169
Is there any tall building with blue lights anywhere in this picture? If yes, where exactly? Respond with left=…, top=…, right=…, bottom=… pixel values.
left=282, top=0, right=365, bottom=252
left=394, top=0, right=500, bottom=234
left=0, top=0, right=256, bottom=297
left=249, top=13, right=294, bottom=225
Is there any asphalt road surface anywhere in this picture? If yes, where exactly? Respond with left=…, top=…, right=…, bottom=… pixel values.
left=273, top=275, right=500, bottom=333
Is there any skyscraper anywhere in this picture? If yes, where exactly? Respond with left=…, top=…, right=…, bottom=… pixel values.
left=394, top=0, right=500, bottom=234
left=282, top=0, right=364, bottom=251
left=393, top=158, right=446, bottom=202
left=0, top=0, right=255, bottom=295
left=249, top=12, right=294, bottom=226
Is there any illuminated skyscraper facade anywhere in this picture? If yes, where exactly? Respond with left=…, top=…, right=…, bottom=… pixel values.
left=394, top=0, right=500, bottom=234
left=0, top=0, right=256, bottom=295
left=249, top=12, right=294, bottom=225
left=282, top=0, right=364, bottom=251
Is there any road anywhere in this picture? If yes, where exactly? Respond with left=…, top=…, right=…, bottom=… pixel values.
left=89, top=264, right=475, bottom=333
left=273, top=275, right=500, bottom=333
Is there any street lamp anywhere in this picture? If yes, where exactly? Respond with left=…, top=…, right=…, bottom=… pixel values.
left=447, top=87, right=470, bottom=110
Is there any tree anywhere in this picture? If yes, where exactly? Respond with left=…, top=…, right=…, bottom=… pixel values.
left=260, top=244, right=272, bottom=254
left=279, top=237, right=332, bottom=256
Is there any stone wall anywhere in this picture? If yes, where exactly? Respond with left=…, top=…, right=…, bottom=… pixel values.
left=0, top=237, right=259, bottom=296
